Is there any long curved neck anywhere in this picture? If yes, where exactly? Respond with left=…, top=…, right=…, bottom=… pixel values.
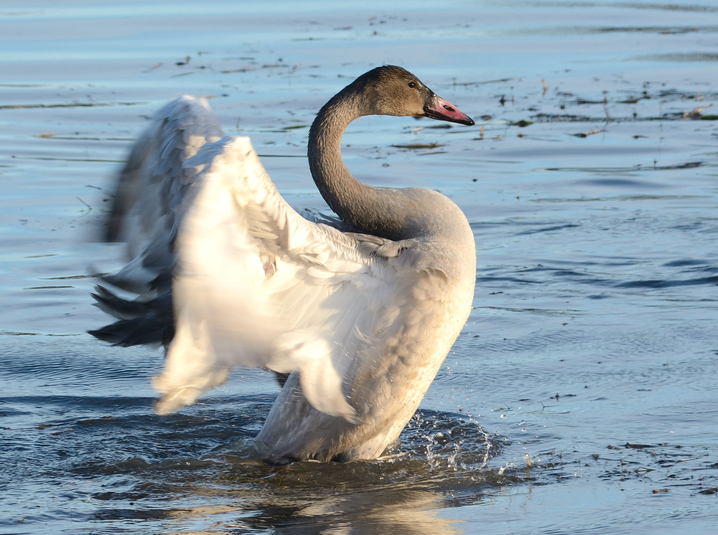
left=308, top=89, right=412, bottom=240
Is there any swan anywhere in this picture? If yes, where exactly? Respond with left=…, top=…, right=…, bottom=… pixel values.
left=90, top=66, right=476, bottom=463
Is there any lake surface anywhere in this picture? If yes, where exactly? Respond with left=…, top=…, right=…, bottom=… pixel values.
left=1, top=1, right=717, bottom=533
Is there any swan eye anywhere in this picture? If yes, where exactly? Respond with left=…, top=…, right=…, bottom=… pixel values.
left=408, top=81, right=417, bottom=88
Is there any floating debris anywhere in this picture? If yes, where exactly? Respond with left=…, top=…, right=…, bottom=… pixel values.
left=390, top=143, right=444, bottom=150
left=576, top=97, right=608, bottom=105
left=0, top=101, right=145, bottom=110
left=23, top=285, right=74, bottom=290
left=683, top=104, right=714, bottom=119
left=572, top=128, right=605, bottom=138
left=142, top=62, right=162, bottom=73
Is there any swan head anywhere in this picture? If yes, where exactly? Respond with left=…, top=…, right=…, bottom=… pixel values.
left=350, top=65, right=474, bottom=126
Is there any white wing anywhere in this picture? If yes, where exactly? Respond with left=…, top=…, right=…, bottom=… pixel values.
left=152, top=136, right=432, bottom=423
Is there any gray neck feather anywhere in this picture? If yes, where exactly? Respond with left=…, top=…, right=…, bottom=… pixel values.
left=308, top=88, right=416, bottom=240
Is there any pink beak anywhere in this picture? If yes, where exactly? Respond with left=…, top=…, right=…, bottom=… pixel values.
left=423, top=94, right=474, bottom=126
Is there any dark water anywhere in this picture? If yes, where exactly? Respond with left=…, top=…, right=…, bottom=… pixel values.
left=1, top=1, right=717, bottom=533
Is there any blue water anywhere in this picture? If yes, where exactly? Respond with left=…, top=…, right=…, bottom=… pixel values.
left=1, top=1, right=717, bottom=533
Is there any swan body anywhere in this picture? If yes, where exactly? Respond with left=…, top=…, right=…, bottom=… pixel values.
left=91, top=66, right=476, bottom=463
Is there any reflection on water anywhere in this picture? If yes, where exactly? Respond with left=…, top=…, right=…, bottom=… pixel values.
left=251, top=489, right=461, bottom=534
left=1, top=0, right=717, bottom=533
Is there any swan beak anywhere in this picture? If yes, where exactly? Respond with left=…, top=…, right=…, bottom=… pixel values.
left=423, top=94, right=474, bottom=126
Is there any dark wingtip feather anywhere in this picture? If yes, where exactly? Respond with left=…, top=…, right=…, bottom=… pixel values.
left=88, top=317, right=174, bottom=347
left=91, top=284, right=149, bottom=320
left=89, top=283, right=175, bottom=347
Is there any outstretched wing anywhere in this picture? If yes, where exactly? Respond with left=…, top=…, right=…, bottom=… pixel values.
left=90, top=96, right=223, bottom=345
left=102, top=95, right=224, bottom=286
left=153, top=136, right=428, bottom=422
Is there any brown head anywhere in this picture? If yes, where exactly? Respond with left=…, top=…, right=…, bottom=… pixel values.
left=346, top=65, right=474, bottom=126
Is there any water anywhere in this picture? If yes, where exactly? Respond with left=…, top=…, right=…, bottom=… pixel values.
left=1, top=0, right=717, bottom=533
